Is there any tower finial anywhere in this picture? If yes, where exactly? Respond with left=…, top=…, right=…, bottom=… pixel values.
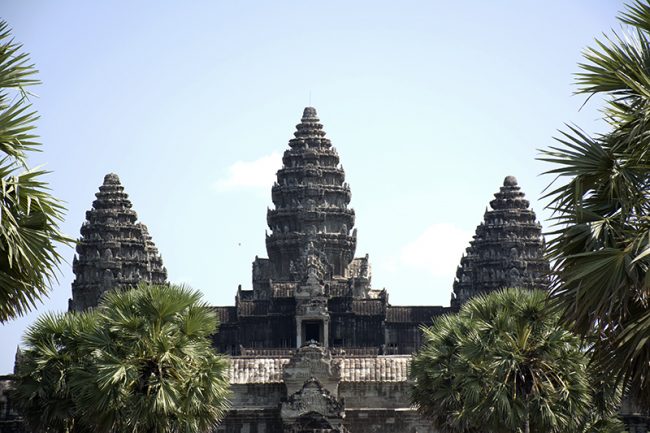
left=302, top=106, right=318, bottom=120
left=103, top=173, right=121, bottom=185
left=504, top=175, right=518, bottom=187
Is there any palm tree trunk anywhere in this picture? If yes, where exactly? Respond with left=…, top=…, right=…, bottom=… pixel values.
left=523, top=402, right=530, bottom=433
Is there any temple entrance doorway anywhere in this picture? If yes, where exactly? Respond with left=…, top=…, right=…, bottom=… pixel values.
left=304, top=321, right=322, bottom=343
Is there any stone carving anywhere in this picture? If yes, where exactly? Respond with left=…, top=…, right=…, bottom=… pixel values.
left=139, top=223, right=167, bottom=282
left=286, top=413, right=344, bottom=433
left=451, top=176, right=550, bottom=309
left=68, top=173, right=167, bottom=311
left=266, top=107, right=357, bottom=279
left=346, top=255, right=371, bottom=280
left=291, top=239, right=332, bottom=288
left=283, top=342, right=341, bottom=396
left=296, top=297, right=327, bottom=316
left=281, top=378, right=344, bottom=418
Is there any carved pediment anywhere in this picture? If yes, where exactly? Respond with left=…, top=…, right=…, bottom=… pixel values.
left=281, top=378, right=344, bottom=422
left=290, top=239, right=333, bottom=285
left=296, top=297, right=328, bottom=316
left=295, top=276, right=325, bottom=299
left=284, top=343, right=340, bottom=396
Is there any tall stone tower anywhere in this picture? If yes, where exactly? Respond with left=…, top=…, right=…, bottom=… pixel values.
left=451, top=176, right=549, bottom=309
left=266, top=106, right=357, bottom=279
left=69, top=173, right=167, bottom=311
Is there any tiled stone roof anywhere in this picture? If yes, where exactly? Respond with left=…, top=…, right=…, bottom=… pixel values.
left=385, top=306, right=446, bottom=323
left=213, top=306, right=237, bottom=324
left=229, top=357, right=290, bottom=384
left=237, top=300, right=269, bottom=316
left=228, top=356, right=411, bottom=384
left=351, top=300, right=385, bottom=316
left=337, top=356, right=411, bottom=382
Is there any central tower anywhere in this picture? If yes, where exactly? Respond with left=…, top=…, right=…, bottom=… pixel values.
left=265, top=107, right=356, bottom=279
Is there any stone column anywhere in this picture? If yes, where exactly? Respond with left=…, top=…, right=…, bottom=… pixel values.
left=296, top=318, right=302, bottom=348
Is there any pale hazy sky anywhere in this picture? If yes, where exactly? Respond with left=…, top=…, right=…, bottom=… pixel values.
left=1, top=1, right=624, bottom=372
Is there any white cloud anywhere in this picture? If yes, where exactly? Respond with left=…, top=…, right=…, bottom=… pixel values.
left=213, top=151, right=282, bottom=192
left=399, top=223, right=472, bottom=278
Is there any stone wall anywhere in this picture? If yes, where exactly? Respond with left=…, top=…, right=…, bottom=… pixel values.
left=0, top=376, right=24, bottom=433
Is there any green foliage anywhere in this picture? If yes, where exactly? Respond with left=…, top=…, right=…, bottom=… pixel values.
left=14, top=283, right=231, bottom=433
left=410, top=288, right=624, bottom=433
left=0, top=20, right=71, bottom=321
left=14, top=311, right=97, bottom=433
left=539, top=0, right=650, bottom=405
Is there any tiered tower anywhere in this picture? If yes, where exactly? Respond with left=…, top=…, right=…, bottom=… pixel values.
left=451, top=176, right=549, bottom=309
left=139, top=223, right=167, bottom=284
left=213, top=107, right=443, bottom=359
left=69, top=173, right=167, bottom=311
left=266, top=107, right=356, bottom=279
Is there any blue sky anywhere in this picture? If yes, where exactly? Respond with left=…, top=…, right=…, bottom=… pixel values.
left=1, top=1, right=624, bottom=372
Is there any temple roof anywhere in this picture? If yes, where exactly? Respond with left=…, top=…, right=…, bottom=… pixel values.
left=228, top=356, right=411, bottom=384
left=337, top=356, right=410, bottom=382
left=385, top=306, right=447, bottom=323
left=229, top=357, right=288, bottom=384
left=69, top=173, right=167, bottom=311
left=451, top=176, right=549, bottom=309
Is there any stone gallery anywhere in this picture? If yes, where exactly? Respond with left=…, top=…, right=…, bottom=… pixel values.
left=2, top=108, right=643, bottom=432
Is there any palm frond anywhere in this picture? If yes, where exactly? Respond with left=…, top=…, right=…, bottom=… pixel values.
left=411, top=289, right=604, bottom=433
left=0, top=19, right=71, bottom=322
left=13, top=284, right=231, bottom=433
left=539, top=1, right=650, bottom=408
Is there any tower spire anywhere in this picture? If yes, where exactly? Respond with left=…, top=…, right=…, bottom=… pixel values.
left=266, top=107, right=356, bottom=279
left=451, top=176, right=549, bottom=309
left=69, top=173, right=167, bottom=311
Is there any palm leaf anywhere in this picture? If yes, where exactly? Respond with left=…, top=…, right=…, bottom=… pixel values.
left=539, top=1, right=650, bottom=407
left=0, top=20, right=71, bottom=322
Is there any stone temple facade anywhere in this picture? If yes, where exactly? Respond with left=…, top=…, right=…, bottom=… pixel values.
left=212, top=107, right=446, bottom=359
left=206, top=108, right=552, bottom=433
left=2, top=107, right=646, bottom=433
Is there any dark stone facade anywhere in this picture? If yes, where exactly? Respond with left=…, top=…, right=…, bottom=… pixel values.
left=213, top=108, right=544, bottom=362
left=266, top=106, right=356, bottom=279
left=69, top=173, right=167, bottom=311
left=2, top=107, right=645, bottom=433
left=0, top=376, right=23, bottom=433
left=208, top=108, right=551, bottom=432
left=451, top=175, right=549, bottom=309
left=211, top=108, right=448, bottom=361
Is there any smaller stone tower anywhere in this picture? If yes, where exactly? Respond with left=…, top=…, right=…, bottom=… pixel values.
left=451, top=176, right=549, bottom=309
left=69, top=173, right=166, bottom=311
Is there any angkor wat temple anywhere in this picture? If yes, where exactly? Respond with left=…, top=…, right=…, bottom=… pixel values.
left=1, top=107, right=647, bottom=433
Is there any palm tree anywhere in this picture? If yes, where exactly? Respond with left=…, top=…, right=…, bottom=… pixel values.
left=14, top=283, right=231, bottom=433
left=13, top=311, right=98, bottom=433
left=410, top=288, right=622, bottom=433
left=539, top=0, right=650, bottom=405
left=0, top=20, right=70, bottom=322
